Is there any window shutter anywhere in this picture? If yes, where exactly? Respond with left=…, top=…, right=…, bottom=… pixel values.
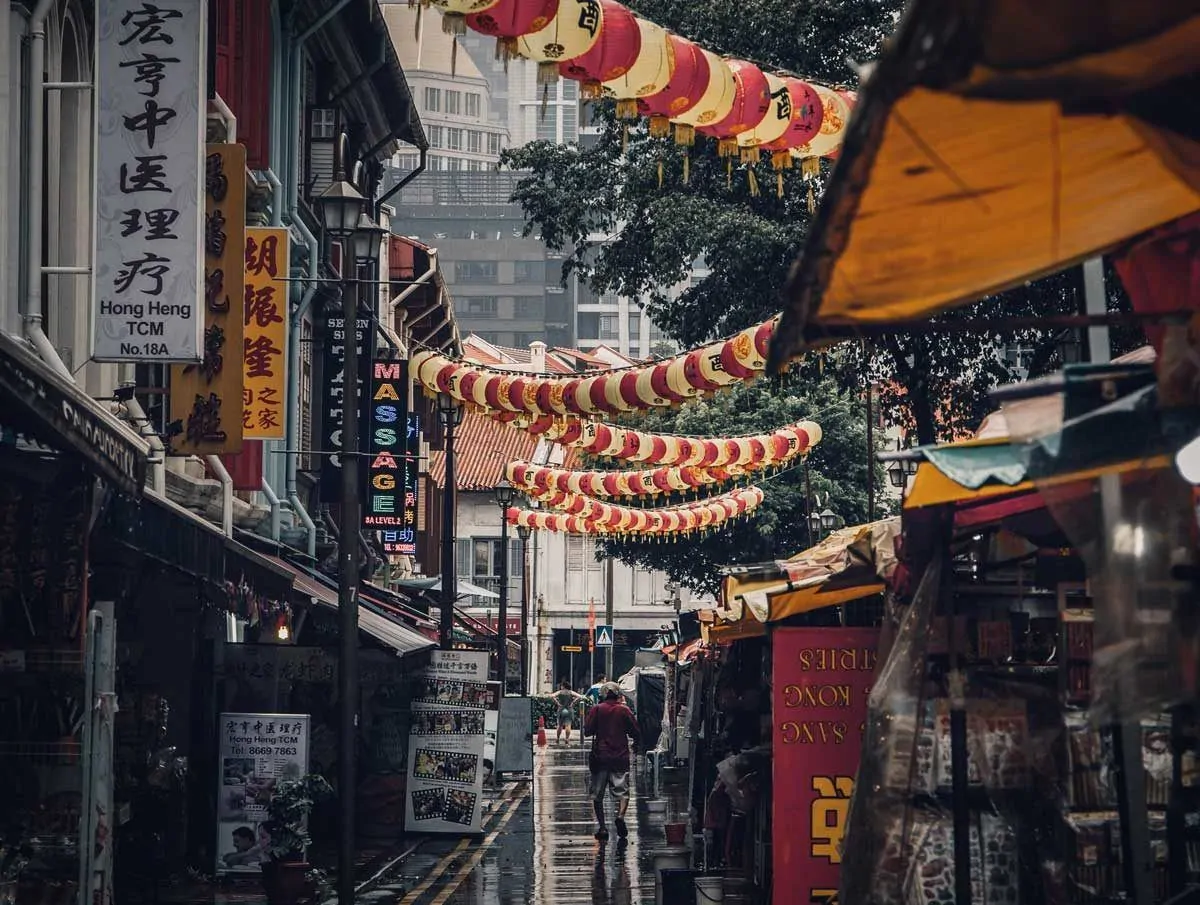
left=455, top=538, right=472, bottom=580
left=587, top=541, right=602, bottom=573
left=567, top=536, right=585, bottom=573
left=508, top=539, right=522, bottom=604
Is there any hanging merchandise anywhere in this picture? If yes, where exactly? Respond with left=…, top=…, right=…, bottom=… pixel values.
left=506, top=417, right=818, bottom=497
left=697, top=59, right=772, bottom=160
left=558, top=0, right=641, bottom=97
left=411, top=318, right=778, bottom=419
left=637, top=35, right=709, bottom=139
left=465, top=0, right=559, bottom=61
left=429, top=0, right=501, bottom=35
left=506, top=486, right=765, bottom=536
left=517, top=0, right=605, bottom=83
left=602, top=17, right=673, bottom=121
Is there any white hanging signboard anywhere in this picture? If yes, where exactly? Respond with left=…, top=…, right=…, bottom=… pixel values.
left=405, top=650, right=489, bottom=834
left=92, top=0, right=206, bottom=362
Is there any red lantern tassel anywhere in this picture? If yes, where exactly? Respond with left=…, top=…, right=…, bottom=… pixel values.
left=717, top=138, right=738, bottom=158
left=537, top=61, right=559, bottom=85
left=801, top=156, right=821, bottom=180
left=658, top=159, right=663, bottom=189
left=649, top=115, right=671, bottom=139
left=674, top=123, right=695, bottom=147
left=616, top=98, right=639, bottom=120
left=442, top=12, right=467, bottom=34
left=740, top=147, right=760, bottom=166
left=683, top=153, right=690, bottom=184
left=581, top=80, right=604, bottom=100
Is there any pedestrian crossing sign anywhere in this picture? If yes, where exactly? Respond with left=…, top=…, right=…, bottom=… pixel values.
left=595, top=625, right=613, bottom=647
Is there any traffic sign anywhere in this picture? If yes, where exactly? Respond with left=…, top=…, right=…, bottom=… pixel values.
left=595, top=625, right=614, bottom=647
left=561, top=644, right=582, bottom=652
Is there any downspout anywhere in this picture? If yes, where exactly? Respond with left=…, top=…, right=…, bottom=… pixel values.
left=211, top=92, right=238, bottom=142
left=23, top=0, right=72, bottom=379
left=390, top=249, right=437, bottom=313
left=261, top=477, right=282, bottom=542
left=206, top=455, right=235, bottom=538
left=375, top=146, right=428, bottom=220
left=120, top=392, right=167, bottom=496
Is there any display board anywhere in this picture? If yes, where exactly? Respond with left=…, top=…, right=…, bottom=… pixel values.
left=215, top=712, right=311, bottom=875
left=771, top=627, right=879, bottom=905
left=496, top=697, right=534, bottom=774
left=404, top=651, right=489, bottom=834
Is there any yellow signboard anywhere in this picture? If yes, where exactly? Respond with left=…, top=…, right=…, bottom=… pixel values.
left=169, top=143, right=246, bottom=454
left=242, top=228, right=289, bottom=439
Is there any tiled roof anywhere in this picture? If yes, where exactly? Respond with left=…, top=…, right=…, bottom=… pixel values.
left=461, top=335, right=576, bottom=374
left=427, top=410, right=582, bottom=491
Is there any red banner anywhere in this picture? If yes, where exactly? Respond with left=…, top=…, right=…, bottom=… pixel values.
left=772, top=626, right=880, bottom=905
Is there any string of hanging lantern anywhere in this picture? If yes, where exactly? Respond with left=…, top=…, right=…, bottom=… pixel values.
left=506, top=485, right=764, bottom=535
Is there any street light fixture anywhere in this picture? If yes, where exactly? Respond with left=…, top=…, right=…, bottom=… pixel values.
left=886, top=460, right=906, bottom=489
left=494, top=478, right=516, bottom=692
left=516, top=523, right=531, bottom=694
left=819, top=508, right=839, bottom=531
left=316, top=177, right=366, bottom=239
left=352, top=212, right=387, bottom=267
left=436, top=392, right=463, bottom=651
left=808, top=511, right=822, bottom=538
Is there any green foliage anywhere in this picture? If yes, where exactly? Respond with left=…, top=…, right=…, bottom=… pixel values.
left=263, top=774, right=334, bottom=861
left=597, top=372, right=891, bottom=595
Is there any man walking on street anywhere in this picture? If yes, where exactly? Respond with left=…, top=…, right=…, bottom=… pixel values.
left=584, top=682, right=641, bottom=841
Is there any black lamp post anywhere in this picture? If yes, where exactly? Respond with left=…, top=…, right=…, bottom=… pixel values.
left=436, top=391, right=463, bottom=650
left=315, top=170, right=372, bottom=905
left=494, top=478, right=516, bottom=691
left=516, top=523, right=531, bottom=694
left=808, top=510, right=822, bottom=540
left=886, top=459, right=906, bottom=489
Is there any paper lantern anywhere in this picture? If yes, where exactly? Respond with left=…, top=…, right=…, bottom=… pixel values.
left=637, top=35, right=708, bottom=139
left=517, top=0, right=604, bottom=83
left=697, top=60, right=770, bottom=157
left=735, top=73, right=792, bottom=158
left=671, top=49, right=736, bottom=144
left=558, top=0, right=640, bottom=97
left=602, top=17, right=671, bottom=120
left=466, top=0, right=559, bottom=60
left=431, top=0, right=501, bottom=35
left=758, top=78, right=824, bottom=192
left=792, top=83, right=850, bottom=159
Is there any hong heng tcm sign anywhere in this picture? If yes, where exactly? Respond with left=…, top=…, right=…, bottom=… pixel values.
left=168, top=144, right=246, bottom=454
left=364, top=360, right=419, bottom=556
left=772, top=627, right=879, bottom=905
left=242, top=228, right=288, bottom=439
left=93, top=0, right=207, bottom=362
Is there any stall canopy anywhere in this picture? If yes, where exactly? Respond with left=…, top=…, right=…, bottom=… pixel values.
left=768, top=0, right=1200, bottom=367
left=710, top=518, right=900, bottom=639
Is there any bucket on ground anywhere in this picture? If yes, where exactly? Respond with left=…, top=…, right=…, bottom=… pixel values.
left=660, top=868, right=697, bottom=905
left=653, top=851, right=691, bottom=905
left=695, top=874, right=725, bottom=905
left=665, top=821, right=688, bottom=845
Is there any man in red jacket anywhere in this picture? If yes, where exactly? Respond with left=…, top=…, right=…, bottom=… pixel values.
left=584, top=682, right=641, bottom=841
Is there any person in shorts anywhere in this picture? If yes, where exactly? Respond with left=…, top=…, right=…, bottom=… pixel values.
left=584, top=682, right=641, bottom=841
left=551, top=679, right=586, bottom=746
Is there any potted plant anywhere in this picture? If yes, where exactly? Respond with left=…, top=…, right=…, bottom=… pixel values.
left=259, top=774, right=333, bottom=905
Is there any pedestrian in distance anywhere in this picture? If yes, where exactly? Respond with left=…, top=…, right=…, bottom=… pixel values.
left=584, top=681, right=641, bottom=841
left=550, top=679, right=586, bottom=746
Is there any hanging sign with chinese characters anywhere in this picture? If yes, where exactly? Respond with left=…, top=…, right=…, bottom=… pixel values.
left=318, top=306, right=374, bottom=500
left=363, top=359, right=419, bottom=555
left=772, top=627, right=879, bottom=905
left=93, top=0, right=207, bottom=362
left=242, top=228, right=289, bottom=439
left=168, top=144, right=246, bottom=454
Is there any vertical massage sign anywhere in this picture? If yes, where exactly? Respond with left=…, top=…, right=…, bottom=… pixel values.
left=772, top=628, right=879, bottom=905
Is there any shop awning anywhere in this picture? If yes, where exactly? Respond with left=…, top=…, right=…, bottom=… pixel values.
left=711, top=519, right=899, bottom=639
left=273, top=559, right=434, bottom=657
left=767, top=0, right=1200, bottom=367
left=0, top=331, right=148, bottom=494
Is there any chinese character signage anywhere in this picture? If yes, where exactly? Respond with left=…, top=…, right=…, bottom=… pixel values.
left=772, top=627, right=879, bottom=905
left=93, top=0, right=207, bottom=362
left=215, top=712, right=310, bottom=875
left=364, top=359, right=419, bottom=555
left=242, top=228, right=289, bottom=439
left=168, top=143, right=246, bottom=453
left=405, top=651, right=489, bottom=835
left=318, top=307, right=373, bottom=499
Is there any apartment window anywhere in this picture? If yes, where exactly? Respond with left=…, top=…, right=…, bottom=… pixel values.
left=424, top=86, right=441, bottom=112
left=467, top=130, right=483, bottom=153
left=428, top=125, right=444, bottom=148
left=446, top=90, right=462, bottom=115
left=310, top=107, right=337, bottom=139
left=515, top=297, right=543, bottom=319
left=464, top=296, right=498, bottom=317
left=465, top=93, right=481, bottom=118
left=514, top=261, right=543, bottom=283
left=454, top=261, right=498, bottom=281
left=577, top=312, right=599, bottom=339
left=487, top=133, right=502, bottom=155
left=599, top=315, right=619, bottom=341
left=466, top=160, right=483, bottom=172
left=629, top=316, right=641, bottom=340
left=446, top=157, right=462, bottom=171
left=447, top=128, right=463, bottom=151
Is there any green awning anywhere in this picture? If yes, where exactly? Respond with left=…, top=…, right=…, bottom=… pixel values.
left=920, top=443, right=1028, bottom=490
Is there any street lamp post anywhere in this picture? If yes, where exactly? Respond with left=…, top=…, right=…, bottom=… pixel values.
left=516, top=523, right=531, bottom=694
left=494, top=478, right=516, bottom=691
left=315, top=172, right=383, bottom=905
left=436, top=392, right=462, bottom=650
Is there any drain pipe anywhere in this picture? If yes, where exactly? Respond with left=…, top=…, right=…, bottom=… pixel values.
left=120, top=392, right=167, bottom=496
left=375, top=147, right=428, bottom=220
left=211, top=92, right=238, bottom=142
left=391, top=250, right=437, bottom=313
left=206, top=455, right=235, bottom=538
left=261, top=477, right=283, bottom=542
left=285, top=217, right=320, bottom=560
left=22, top=0, right=72, bottom=379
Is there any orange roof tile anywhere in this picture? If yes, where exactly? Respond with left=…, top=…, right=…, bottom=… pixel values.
left=428, top=411, right=582, bottom=491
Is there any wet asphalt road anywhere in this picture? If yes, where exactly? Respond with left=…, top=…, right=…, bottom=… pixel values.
left=392, top=741, right=691, bottom=905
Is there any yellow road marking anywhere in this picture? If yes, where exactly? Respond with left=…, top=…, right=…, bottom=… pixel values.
left=426, top=786, right=530, bottom=905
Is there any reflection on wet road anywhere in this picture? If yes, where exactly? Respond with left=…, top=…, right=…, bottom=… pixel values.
left=404, top=744, right=686, bottom=905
